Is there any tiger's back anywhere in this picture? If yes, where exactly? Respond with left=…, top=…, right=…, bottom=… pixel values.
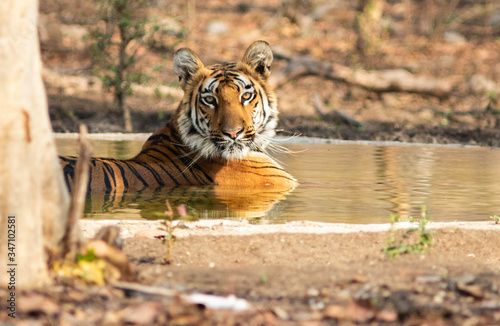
left=60, top=41, right=296, bottom=193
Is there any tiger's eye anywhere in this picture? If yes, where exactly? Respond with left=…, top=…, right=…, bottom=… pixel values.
left=203, top=96, right=216, bottom=105
left=242, top=92, right=253, bottom=101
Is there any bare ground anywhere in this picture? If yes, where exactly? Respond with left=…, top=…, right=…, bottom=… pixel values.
left=5, top=221, right=500, bottom=325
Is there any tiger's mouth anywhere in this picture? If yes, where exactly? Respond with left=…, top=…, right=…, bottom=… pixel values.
left=212, top=137, right=253, bottom=160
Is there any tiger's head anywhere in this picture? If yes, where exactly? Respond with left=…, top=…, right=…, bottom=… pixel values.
left=173, top=41, right=278, bottom=161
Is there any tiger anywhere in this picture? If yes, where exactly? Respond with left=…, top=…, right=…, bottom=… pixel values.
left=60, top=41, right=297, bottom=193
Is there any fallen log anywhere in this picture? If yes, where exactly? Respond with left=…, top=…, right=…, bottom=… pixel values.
left=270, top=55, right=456, bottom=98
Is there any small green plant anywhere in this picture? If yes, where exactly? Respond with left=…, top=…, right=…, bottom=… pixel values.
left=486, top=91, right=500, bottom=115
left=154, top=201, right=193, bottom=264
left=86, top=0, right=153, bottom=132
left=154, top=87, right=163, bottom=99
left=77, top=248, right=97, bottom=262
left=55, top=248, right=118, bottom=285
left=490, top=215, right=500, bottom=224
left=389, top=213, right=416, bottom=223
left=383, top=206, right=433, bottom=260
left=487, top=91, right=499, bottom=105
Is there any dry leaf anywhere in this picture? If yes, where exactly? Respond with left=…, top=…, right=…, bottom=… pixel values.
left=350, top=274, right=367, bottom=283
left=456, top=281, right=484, bottom=299
left=324, top=302, right=374, bottom=322
left=121, top=302, right=162, bottom=325
left=82, top=240, right=135, bottom=281
left=375, top=310, right=398, bottom=322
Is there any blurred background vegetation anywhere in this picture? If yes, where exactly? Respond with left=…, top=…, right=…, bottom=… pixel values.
left=40, top=0, right=500, bottom=145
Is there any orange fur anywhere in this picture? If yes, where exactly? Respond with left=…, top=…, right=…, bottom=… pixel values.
left=60, top=41, right=296, bottom=194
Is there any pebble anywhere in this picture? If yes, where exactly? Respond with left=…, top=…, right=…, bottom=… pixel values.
left=272, top=306, right=289, bottom=320
left=444, top=31, right=467, bottom=44
left=206, top=21, right=229, bottom=36
left=306, top=288, right=320, bottom=297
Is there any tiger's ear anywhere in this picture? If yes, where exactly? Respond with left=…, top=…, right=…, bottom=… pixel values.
left=242, top=40, right=273, bottom=81
left=174, top=48, right=204, bottom=90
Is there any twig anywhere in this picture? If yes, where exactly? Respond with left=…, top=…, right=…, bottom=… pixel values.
left=113, top=281, right=178, bottom=298
left=60, top=124, right=92, bottom=259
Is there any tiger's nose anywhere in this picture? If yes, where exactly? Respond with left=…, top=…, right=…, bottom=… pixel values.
left=223, top=127, right=243, bottom=140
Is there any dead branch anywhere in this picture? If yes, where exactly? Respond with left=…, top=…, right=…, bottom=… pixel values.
left=447, top=3, right=498, bottom=30
left=270, top=55, right=456, bottom=98
left=113, top=282, right=178, bottom=299
left=60, top=124, right=92, bottom=259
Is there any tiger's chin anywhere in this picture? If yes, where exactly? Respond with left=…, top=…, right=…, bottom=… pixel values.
left=182, top=134, right=252, bottom=161
left=216, top=142, right=251, bottom=161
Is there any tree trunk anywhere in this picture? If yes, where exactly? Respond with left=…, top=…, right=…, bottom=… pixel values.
left=118, top=23, right=132, bottom=132
left=0, top=0, right=70, bottom=288
left=355, top=0, right=384, bottom=67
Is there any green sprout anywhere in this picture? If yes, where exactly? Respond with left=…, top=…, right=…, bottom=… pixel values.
left=383, top=206, right=433, bottom=260
left=153, top=200, right=193, bottom=264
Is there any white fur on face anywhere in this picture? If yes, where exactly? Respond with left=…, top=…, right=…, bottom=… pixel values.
left=177, top=71, right=278, bottom=161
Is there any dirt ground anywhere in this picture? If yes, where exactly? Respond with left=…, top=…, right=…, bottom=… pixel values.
left=5, top=221, right=500, bottom=325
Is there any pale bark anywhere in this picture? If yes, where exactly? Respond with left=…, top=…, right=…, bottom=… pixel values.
left=0, top=0, right=69, bottom=287
left=60, top=125, right=90, bottom=259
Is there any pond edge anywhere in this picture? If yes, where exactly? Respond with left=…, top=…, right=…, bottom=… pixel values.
left=54, top=133, right=485, bottom=148
left=79, top=219, right=499, bottom=240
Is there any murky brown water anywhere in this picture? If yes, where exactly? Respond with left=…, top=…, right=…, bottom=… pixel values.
left=57, top=137, right=500, bottom=223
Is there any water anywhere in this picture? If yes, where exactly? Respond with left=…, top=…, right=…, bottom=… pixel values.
left=56, top=137, right=500, bottom=223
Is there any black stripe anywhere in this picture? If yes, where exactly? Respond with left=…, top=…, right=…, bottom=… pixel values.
left=246, top=165, right=287, bottom=171
left=87, top=164, right=92, bottom=192
left=258, top=89, right=267, bottom=122
left=240, top=171, right=296, bottom=181
left=193, top=93, right=201, bottom=127
left=207, top=79, right=218, bottom=90
left=226, top=72, right=239, bottom=78
left=183, top=158, right=213, bottom=184
left=146, top=148, right=190, bottom=184
left=187, top=124, right=197, bottom=136
left=146, top=134, right=166, bottom=142
left=188, top=90, right=194, bottom=110
left=245, top=160, right=287, bottom=172
left=135, top=161, right=166, bottom=186
left=147, top=130, right=184, bottom=148
left=59, top=156, right=77, bottom=163
left=122, top=161, right=149, bottom=188
left=114, top=162, right=129, bottom=189
left=161, top=148, right=211, bottom=185
left=143, top=153, right=181, bottom=186
left=211, top=72, right=224, bottom=79
left=62, top=164, right=74, bottom=191
left=101, top=166, right=112, bottom=190
left=102, top=161, right=117, bottom=189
